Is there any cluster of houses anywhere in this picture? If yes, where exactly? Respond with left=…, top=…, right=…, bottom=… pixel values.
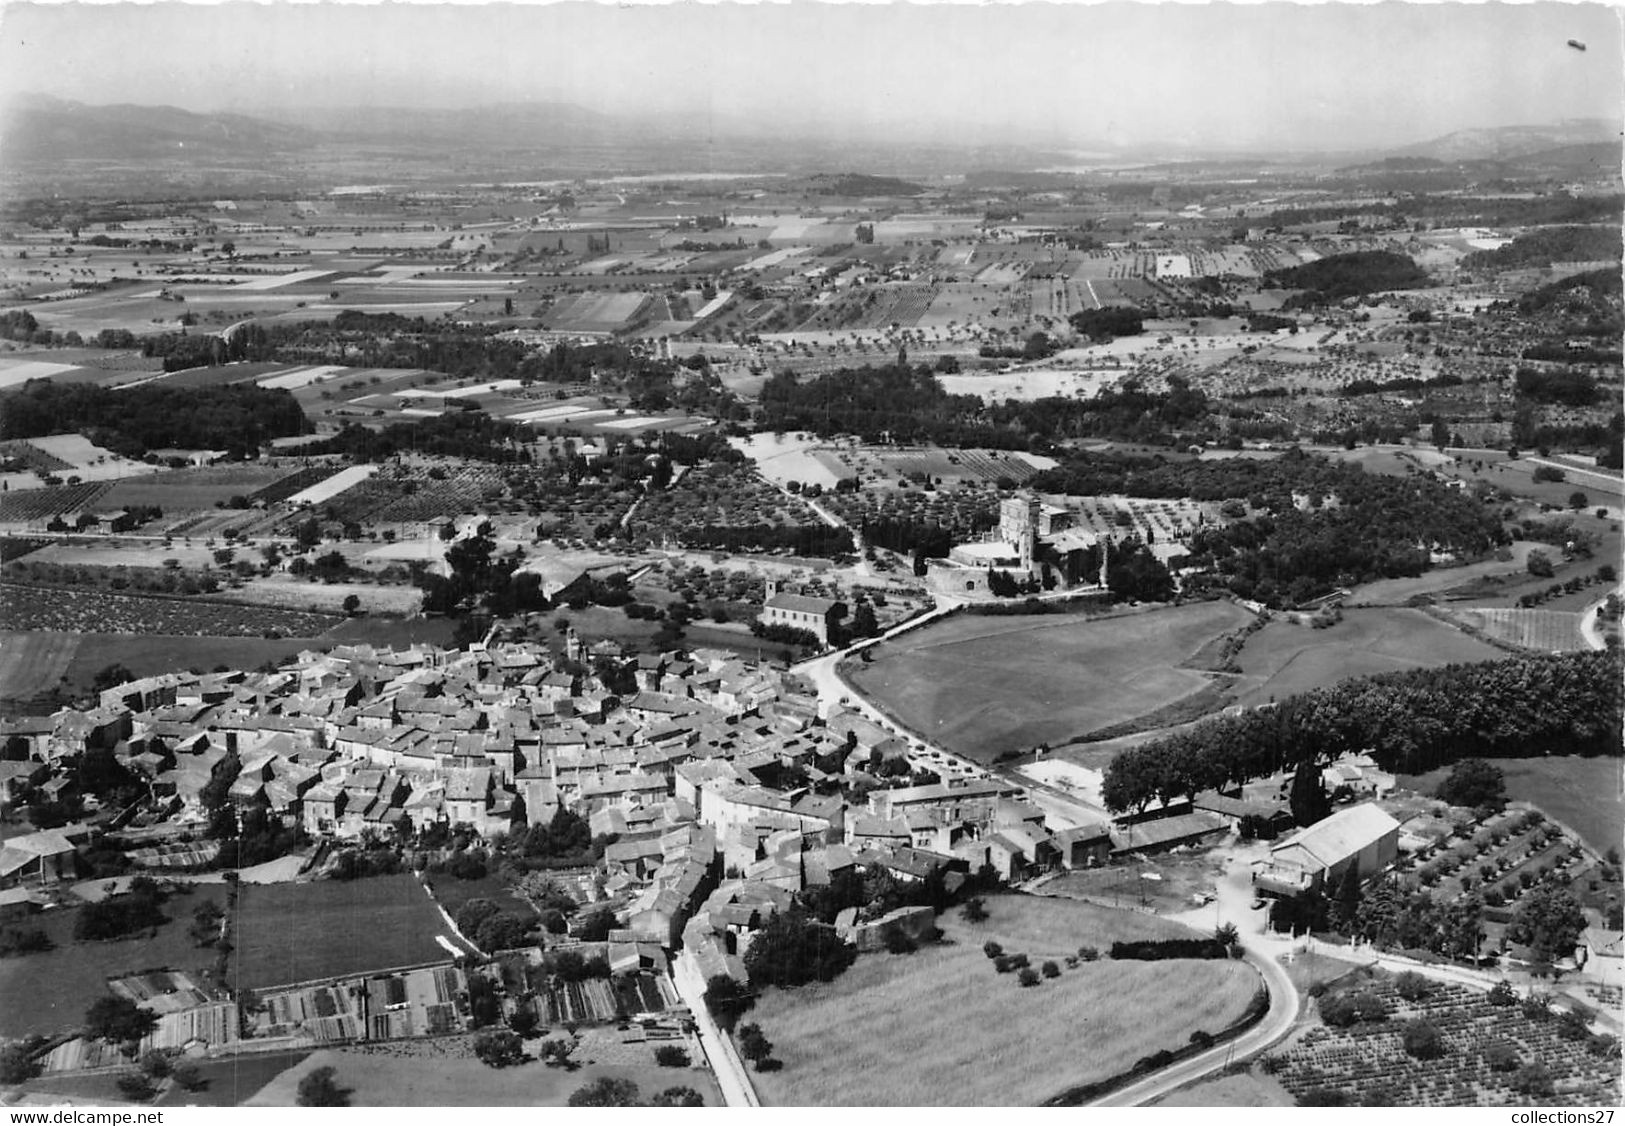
left=0, top=637, right=1135, bottom=984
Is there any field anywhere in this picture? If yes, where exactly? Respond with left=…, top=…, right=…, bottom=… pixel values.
left=0, top=629, right=78, bottom=700
left=874, top=448, right=1044, bottom=485
left=229, top=874, right=466, bottom=991
left=746, top=894, right=1261, bottom=1106
left=97, top=464, right=308, bottom=512
left=0, top=885, right=230, bottom=1039
left=1224, top=608, right=1503, bottom=710
left=542, top=291, right=650, bottom=332
left=1444, top=608, right=1587, bottom=652
left=844, top=601, right=1254, bottom=762
left=1398, top=756, right=1624, bottom=856
left=1273, top=973, right=1620, bottom=1106
left=248, top=1043, right=722, bottom=1108
left=0, top=584, right=340, bottom=637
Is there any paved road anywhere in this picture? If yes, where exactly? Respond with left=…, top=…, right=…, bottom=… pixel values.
left=1578, top=584, right=1621, bottom=650
left=671, top=950, right=759, bottom=1108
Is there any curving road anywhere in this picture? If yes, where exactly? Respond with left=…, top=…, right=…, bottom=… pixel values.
left=1084, top=855, right=1301, bottom=1106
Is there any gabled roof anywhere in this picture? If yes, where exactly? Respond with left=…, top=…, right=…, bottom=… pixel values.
left=765, top=592, right=836, bottom=615
left=1270, top=803, right=1401, bottom=869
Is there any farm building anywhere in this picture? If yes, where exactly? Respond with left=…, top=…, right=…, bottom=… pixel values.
left=0, top=827, right=78, bottom=888
left=1109, top=811, right=1228, bottom=856
left=1254, top=802, right=1401, bottom=897
left=759, top=579, right=840, bottom=646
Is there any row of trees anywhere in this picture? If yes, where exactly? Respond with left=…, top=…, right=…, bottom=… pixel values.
left=0, top=381, right=309, bottom=460
left=1101, top=651, right=1622, bottom=814
left=755, top=362, right=1217, bottom=452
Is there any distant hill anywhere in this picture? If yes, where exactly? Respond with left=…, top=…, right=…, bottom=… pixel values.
left=0, top=94, right=316, bottom=161
left=798, top=173, right=925, bottom=197
left=1396, top=119, right=1620, bottom=162
left=1335, top=156, right=1450, bottom=174
left=1508, top=140, right=1624, bottom=172
left=266, top=101, right=616, bottom=147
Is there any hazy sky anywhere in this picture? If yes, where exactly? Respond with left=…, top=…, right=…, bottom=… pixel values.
left=0, top=1, right=1620, bottom=150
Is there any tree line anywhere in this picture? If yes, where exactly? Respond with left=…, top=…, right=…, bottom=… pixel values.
left=1101, top=650, right=1621, bottom=815
left=0, top=381, right=308, bottom=459
left=756, top=363, right=1216, bottom=451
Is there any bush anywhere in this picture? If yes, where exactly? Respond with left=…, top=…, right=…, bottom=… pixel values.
left=1487, top=980, right=1517, bottom=1007
left=654, top=1045, right=690, bottom=1068
left=1401, top=1019, right=1446, bottom=1059
left=993, top=953, right=1029, bottom=974
left=296, top=1066, right=349, bottom=1107
left=1041, top=960, right=1061, bottom=979
left=1320, top=991, right=1388, bottom=1028
left=1394, top=971, right=1431, bottom=1001
left=1512, top=1062, right=1554, bottom=1097
left=882, top=922, right=917, bottom=955
left=472, top=1030, right=526, bottom=1069
left=0, top=1043, right=42, bottom=1084
left=1110, top=938, right=1227, bottom=960
left=1078, top=945, right=1099, bottom=962
left=982, top=940, right=1004, bottom=959
left=0, top=927, right=52, bottom=957
left=1017, top=967, right=1041, bottom=987
left=651, top=1086, right=705, bottom=1106
left=1484, top=1042, right=1522, bottom=1072
left=116, top=1073, right=156, bottom=1101
left=568, top=1077, right=640, bottom=1106
left=139, top=1050, right=172, bottom=1078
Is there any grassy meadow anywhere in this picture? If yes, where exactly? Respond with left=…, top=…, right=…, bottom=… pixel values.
left=746, top=894, right=1260, bottom=1106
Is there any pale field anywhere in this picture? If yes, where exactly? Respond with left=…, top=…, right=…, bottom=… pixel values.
left=0, top=360, right=82, bottom=386
left=257, top=365, right=352, bottom=390
left=938, top=369, right=1121, bottom=403
left=16, top=542, right=221, bottom=569
left=284, top=464, right=378, bottom=507
left=212, top=578, right=423, bottom=615
left=748, top=894, right=1260, bottom=1107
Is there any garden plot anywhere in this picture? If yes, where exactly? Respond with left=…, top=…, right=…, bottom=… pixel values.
left=284, top=464, right=380, bottom=507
